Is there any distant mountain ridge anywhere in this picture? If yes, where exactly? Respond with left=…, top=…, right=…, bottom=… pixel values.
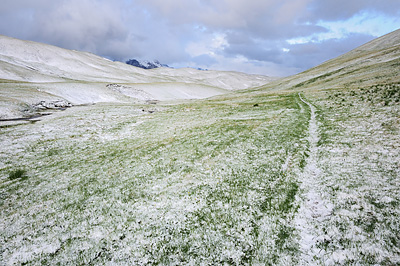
left=0, top=34, right=276, bottom=119
left=126, top=59, right=170, bottom=69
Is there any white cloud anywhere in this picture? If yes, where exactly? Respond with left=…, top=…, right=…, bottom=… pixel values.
left=186, top=33, right=227, bottom=58
left=317, top=11, right=400, bottom=38
left=287, top=11, right=400, bottom=46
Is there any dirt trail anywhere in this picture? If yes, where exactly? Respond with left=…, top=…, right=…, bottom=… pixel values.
left=295, top=93, right=333, bottom=264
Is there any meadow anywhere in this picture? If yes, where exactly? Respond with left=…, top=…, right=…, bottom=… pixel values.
left=1, top=84, right=399, bottom=265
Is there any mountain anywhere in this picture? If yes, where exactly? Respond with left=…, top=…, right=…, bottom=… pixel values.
left=0, top=35, right=275, bottom=119
left=126, top=59, right=170, bottom=69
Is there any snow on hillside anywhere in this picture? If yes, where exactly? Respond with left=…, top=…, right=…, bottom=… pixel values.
left=0, top=35, right=275, bottom=119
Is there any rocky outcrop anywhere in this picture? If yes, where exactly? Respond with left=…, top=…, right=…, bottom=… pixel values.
left=33, top=100, right=72, bottom=110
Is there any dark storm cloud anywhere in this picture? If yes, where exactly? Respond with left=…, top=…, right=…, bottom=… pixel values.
left=0, top=0, right=399, bottom=75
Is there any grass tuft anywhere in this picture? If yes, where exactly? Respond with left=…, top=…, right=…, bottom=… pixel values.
left=8, top=168, right=27, bottom=180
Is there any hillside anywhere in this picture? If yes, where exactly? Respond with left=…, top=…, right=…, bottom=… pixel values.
left=0, top=30, right=399, bottom=265
left=0, top=35, right=274, bottom=119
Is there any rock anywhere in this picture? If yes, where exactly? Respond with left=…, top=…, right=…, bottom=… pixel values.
left=33, top=100, right=72, bottom=110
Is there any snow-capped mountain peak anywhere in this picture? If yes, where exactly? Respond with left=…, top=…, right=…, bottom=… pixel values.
left=126, top=59, right=170, bottom=69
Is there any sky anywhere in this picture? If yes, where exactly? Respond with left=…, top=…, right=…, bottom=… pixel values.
left=0, top=0, right=399, bottom=76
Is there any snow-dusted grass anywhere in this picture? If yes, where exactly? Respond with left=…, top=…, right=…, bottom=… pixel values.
left=300, top=86, right=400, bottom=265
left=0, top=93, right=311, bottom=264
left=1, top=84, right=399, bottom=265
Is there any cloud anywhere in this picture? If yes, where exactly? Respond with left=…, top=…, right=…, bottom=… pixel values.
left=0, top=0, right=399, bottom=76
left=135, top=0, right=318, bottom=39
left=31, top=0, right=128, bottom=55
left=0, top=0, right=131, bottom=58
left=285, top=33, right=375, bottom=70
left=224, top=39, right=286, bottom=64
left=306, top=0, right=400, bottom=22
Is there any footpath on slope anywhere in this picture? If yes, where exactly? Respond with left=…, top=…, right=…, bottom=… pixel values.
left=295, top=93, right=333, bottom=264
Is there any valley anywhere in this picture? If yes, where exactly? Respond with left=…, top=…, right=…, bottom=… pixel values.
left=0, top=30, right=399, bottom=265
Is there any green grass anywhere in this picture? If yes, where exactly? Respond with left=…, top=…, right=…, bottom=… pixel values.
left=8, top=168, right=27, bottom=180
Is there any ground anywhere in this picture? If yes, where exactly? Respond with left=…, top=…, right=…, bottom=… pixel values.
left=1, top=86, right=399, bottom=265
